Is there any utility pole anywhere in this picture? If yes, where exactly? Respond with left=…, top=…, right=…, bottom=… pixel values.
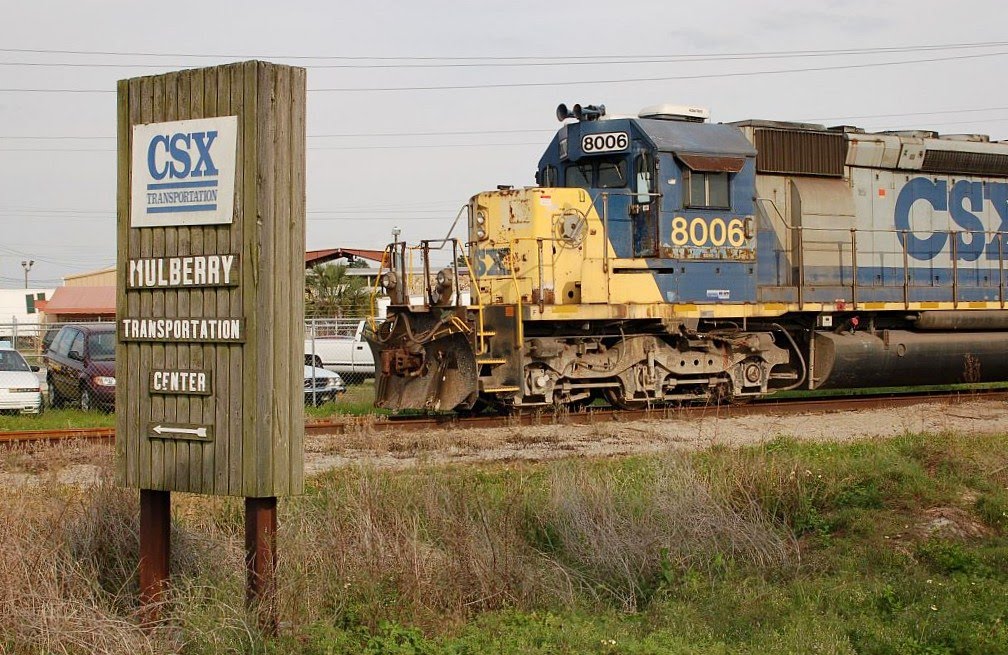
left=21, top=260, right=34, bottom=289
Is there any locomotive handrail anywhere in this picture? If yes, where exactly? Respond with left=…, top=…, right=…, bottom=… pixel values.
left=756, top=197, right=795, bottom=230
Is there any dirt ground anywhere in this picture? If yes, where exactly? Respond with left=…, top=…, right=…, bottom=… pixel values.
left=3, top=398, right=1007, bottom=488
left=307, top=398, right=1008, bottom=473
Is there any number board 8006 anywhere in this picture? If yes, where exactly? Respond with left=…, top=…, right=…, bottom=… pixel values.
left=581, top=131, right=628, bottom=154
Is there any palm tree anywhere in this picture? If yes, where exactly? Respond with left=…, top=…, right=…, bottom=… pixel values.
left=304, top=263, right=370, bottom=318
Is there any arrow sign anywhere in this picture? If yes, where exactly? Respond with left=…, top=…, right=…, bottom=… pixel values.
left=146, top=422, right=213, bottom=442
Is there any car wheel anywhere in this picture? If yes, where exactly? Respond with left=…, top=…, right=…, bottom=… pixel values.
left=48, top=378, right=63, bottom=409
left=80, top=387, right=92, bottom=412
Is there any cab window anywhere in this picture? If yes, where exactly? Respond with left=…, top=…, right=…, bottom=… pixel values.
left=541, top=165, right=558, bottom=187
left=565, top=162, right=592, bottom=189
left=564, top=157, right=628, bottom=189
left=597, top=158, right=627, bottom=188
left=685, top=170, right=730, bottom=209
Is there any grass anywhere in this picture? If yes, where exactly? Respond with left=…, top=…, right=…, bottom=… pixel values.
left=0, top=407, right=116, bottom=431
left=2, top=430, right=1008, bottom=653
left=0, top=383, right=379, bottom=432
left=305, top=380, right=388, bottom=419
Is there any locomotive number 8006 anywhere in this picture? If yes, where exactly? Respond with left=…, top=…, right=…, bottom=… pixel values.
left=671, top=216, right=747, bottom=248
left=581, top=132, right=628, bottom=153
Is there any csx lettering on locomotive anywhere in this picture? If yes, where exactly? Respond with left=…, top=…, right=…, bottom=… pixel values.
left=895, top=177, right=1008, bottom=260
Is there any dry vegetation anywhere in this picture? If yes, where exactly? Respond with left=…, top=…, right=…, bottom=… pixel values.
left=1, top=429, right=1006, bottom=654
left=0, top=452, right=797, bottom=654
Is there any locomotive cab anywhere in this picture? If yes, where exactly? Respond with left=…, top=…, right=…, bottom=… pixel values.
left=534, top=103, right=759, bottom=305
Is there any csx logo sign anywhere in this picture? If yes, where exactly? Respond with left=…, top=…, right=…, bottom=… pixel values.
left=146, top=131, right=220, bottom=180
left=131, top=116, right=238, bottom=227
left=895, top=177, right=1008, bottom=261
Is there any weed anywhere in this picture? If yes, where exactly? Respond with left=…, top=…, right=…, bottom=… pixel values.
left=975, top=492, right=1008, bottom=532
left=915, top=539, right=989, bottom=576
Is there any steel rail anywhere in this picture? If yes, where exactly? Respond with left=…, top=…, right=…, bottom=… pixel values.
left=2, top=389, right=1006, bottom=445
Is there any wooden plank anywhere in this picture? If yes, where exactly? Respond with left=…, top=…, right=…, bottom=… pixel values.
left=159, top=72, right=177, bottom=491
left=238, top=61, right=256, bottom=497
left=186, top=66, right=206, bottom=494
left=143, top=74, right=161, bottom=489
left=271, top=64, right=291, bottom=496
left=215, top=65, right=233, bottom=496
left=253, top=61, right=276, bottom=497
left=289, top=66, right=307, bottom=495
left=174, top=69, right=193, bottom=492
left=116, top=78, right=133, bottom=487
left=202, top=65, right=219, bottom=495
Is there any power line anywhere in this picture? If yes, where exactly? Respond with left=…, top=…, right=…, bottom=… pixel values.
left=3, top=49, right=1007, bottom=94
left=0, top=128, right=553, bottom=140
left=1, top=41, right=1005, bottom=61
left=3, top=42, right=1007, bottom=70
left=11, top=109, right=1008, bottom=143
left=802, top=106, right=1008, bottom=121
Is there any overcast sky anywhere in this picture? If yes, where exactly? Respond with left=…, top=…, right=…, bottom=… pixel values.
left=2, top=0, right=1007, bottom=287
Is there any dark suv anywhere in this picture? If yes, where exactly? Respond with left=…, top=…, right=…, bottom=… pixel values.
left=44, top=324, right=116, bottom=411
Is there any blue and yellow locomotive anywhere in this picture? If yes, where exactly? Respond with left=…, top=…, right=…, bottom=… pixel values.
left=369, top=102, right=1008, bottom=411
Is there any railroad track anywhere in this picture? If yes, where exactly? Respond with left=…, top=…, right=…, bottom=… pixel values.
left=2, top=389, right=1005, bottom=446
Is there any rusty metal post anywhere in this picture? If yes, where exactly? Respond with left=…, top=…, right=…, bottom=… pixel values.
left=422, top=241, right=432, bottom=306
left=245, top=496, right=278, bottom=635
left=139, top=489, right=170, bottom=625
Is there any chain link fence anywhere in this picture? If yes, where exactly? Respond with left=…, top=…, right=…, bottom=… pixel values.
left=0, top=316, right=378, bottom=415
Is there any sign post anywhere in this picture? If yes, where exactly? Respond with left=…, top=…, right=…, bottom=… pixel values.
left=116, top=61, right=306, bottom=629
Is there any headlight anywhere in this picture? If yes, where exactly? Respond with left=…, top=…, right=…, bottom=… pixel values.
left=93, top=376, right=116, bottom=387
left=475, top=211, right=486, bottom=225
left=380, top=271, right=398, bottom=290
left=475, top=227, right=487, bottom=240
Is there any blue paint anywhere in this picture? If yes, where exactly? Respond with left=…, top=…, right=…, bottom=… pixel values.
left=895, top=178, right=1008, bottom=261
left=145, top=129, right=220, bottom=181
left=949, top=180, right=985, bottom=261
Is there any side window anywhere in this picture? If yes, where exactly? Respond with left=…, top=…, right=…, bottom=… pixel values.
left=634, top=153, right=654, bottom=204
left=564, top=163, right=592, bottom=189
left=70, top=332, right=85, bottom=358
left=685, top=170, right=731, bottom=209
left=543, top=165, right=558, bottom=187
left=54, top=328, right=75, bottom=357
left=597, top=158, right=627, bottom=188
left=89, top=332, right=116, bottom=360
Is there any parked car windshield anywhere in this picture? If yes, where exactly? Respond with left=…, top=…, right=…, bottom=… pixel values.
left=89, top=332, right=116, bottom=361
left=0, top=350, right=31, bottom=372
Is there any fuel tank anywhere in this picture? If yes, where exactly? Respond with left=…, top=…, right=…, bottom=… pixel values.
left=812, top=330, right=1008, bottom=389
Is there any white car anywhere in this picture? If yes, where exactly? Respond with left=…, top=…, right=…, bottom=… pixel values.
left=304, top=364, right=346, bottom=406
left=0, top=347, right=43, bottom=414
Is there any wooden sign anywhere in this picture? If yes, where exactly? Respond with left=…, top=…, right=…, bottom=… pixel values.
left=115, top=61, right=306, bottom=498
